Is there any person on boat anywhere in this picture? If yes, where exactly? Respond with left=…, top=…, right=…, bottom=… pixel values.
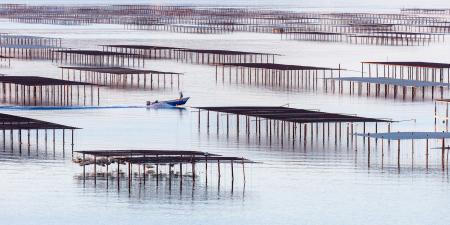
left=179, top=91, right=183, bottom=99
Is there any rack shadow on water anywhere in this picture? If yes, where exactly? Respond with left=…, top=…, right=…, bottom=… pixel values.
left=74, top=173, right=247, bottom=201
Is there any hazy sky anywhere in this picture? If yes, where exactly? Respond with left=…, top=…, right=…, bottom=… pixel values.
left=1, top=0, right=449, bottom=9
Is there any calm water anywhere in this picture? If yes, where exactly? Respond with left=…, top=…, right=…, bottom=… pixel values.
left=0, top=4, right=450, bottom=225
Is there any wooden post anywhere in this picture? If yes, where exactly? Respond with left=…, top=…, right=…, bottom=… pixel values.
left=205, top=155, right=208, bottom=185
left=82, top=153, right=86, bottom=183
left=128, top=162, right=131, bottom=192
left=367, top=134, right=371, bottom=167
left=117, top=161, right=120, bottom=190
left=426, top=138, right=429, bottom=170
left=231, top=160, right=234, bottom=181
left=94, top=155, right=97, bottom=185
left=242, top=159, right=246, bottom=183
left=397, top=139, right=401, bottom=170
left=442, top=138, right=445, bottom=171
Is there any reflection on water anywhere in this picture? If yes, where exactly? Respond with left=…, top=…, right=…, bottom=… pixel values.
left=74, top=174, right=246, bottom=202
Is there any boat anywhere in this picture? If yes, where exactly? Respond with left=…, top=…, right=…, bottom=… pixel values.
left=146, top=97, right=190, bottom=108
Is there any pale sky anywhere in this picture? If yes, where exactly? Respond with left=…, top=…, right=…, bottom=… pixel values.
left=1, top=0, right=450, bottom=9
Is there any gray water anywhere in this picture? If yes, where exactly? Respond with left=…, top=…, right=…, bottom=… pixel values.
left=0, top=3, right=450, bottom=225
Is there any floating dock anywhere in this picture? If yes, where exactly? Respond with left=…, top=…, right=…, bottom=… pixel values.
left=74, top=149, right=254, bottom=192
left=216, top=63, right=342, bottom=90
left=59, top=66, right=182, bottom=89
left=0, top=76, right=101, bottom=106
left=194, top=106, right=392, bottom=149
left=0, top=112, right=79, bottom=155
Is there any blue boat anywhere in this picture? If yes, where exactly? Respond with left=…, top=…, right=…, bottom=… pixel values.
left=146, top=97, right=190, bottom=108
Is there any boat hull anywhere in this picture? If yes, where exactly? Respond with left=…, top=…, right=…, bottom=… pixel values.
left=147, top=97, right=190, bottom=108
left=163, top=97, right=190, bottom=106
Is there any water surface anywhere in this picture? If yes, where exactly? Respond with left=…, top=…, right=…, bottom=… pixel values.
left=0, top=6, right=449, bottom=225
